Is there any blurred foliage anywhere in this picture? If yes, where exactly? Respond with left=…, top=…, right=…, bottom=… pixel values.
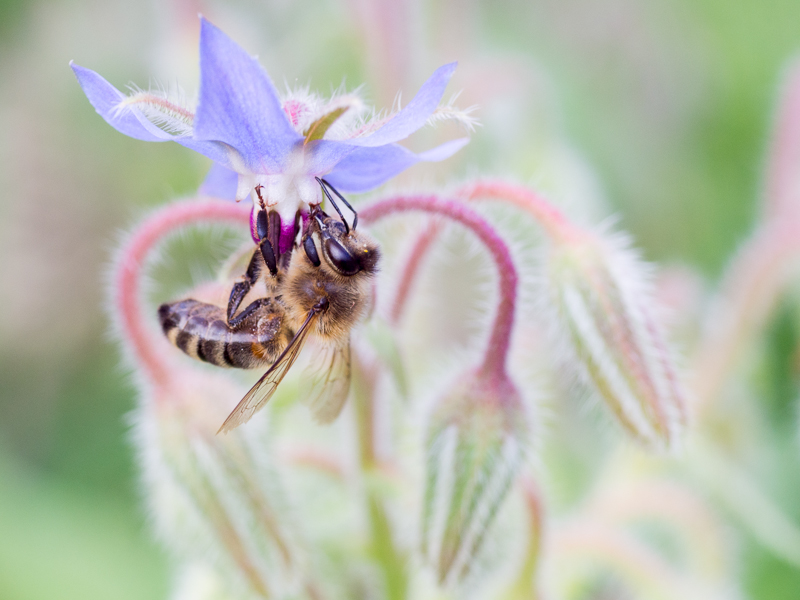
left=759, top=297, right=800, bottom=431
left=1, top=0, right=800, bottom=598
left=0, top=449, right=168, bottom=600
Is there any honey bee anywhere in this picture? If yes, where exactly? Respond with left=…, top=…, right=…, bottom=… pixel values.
left=158, top=179, right=380, bottom=433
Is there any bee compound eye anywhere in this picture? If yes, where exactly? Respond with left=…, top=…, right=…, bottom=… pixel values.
left=324, top=237, right=361, bottom=275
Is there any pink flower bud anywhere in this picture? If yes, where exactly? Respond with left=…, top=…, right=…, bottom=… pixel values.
left=422, top=369, right=530, bottom=586
left=545, top=227, right=687, bottom=448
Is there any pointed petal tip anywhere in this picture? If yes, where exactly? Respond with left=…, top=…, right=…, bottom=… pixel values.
left=315, top=62, right=460, bottom=158
left=199, top=14, right=215, bottom=32
left=70, top=62, right=88, bottom=77
left=198, top=17, right=231, bottom=54
left=70, top=64, right=177, bottom=144
left=438, top=62, right=458, bottom=75
left=71, top=61, right=236, bottom=166
left=69, top=61, right=83, bottom=80
left=198, top=15, right=216, bottom=41
left=70, top=63, right=108, bottom=95
left=194, top=14, right=301, bottom=172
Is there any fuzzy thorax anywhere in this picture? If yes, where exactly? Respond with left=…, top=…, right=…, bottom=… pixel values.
left=283, top=231, right=380, bottom=340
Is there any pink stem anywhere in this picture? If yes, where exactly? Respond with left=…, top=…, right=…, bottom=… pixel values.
left=389, top=179, right=574, bottom=326
left=692, top=62, right=800, bottom=416
left=764, top=59, right=800, bottom=219
left=361, top=195, right=517, bottom=378
left=456, top=179, right=573, bottom=240
left=692, top=219, right=800, bottom=417
left=115, top=199, right=249, bottom=388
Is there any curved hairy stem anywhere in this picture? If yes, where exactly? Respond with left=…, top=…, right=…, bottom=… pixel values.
left=361, top=194, right=517, bottom=380
left=114, top=199, right=249, bottom=388
left=764, top=59, right=800, bottom=219
left=456, top=179, right=572, bottom=239
left=692, top=220, right=800, bottom=418
left=388, top=180, right=571, bottom=328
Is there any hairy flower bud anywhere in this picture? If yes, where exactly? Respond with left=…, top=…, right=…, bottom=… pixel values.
left=545, top=227, right=687, bottom=448
left=421, top=369, right=529, bottom=586
left=135, top=367, right=313, bottom=599
left=171, top=563, right=235, bottom=600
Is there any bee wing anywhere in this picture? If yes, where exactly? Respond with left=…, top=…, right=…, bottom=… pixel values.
left=217, top=308, right=318, bottom=434
left=300, top=338, right=352, bottom=424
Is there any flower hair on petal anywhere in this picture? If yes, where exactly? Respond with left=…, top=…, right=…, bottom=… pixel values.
left=71, top=17, right=471, bottom=236
left=115, top=84, right=195, bottom=135
left=425, top=92, right=480, bottom=132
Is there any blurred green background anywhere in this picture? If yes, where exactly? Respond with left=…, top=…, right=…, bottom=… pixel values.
left=1, top=0, right=799, bottom=598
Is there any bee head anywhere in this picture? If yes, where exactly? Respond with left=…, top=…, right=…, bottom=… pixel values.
left=310, top=209, right=380, bottom=276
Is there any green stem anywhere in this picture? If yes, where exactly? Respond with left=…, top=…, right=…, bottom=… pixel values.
left=505, top=477, right=544, bottom=600
left=352, top=354, right=408, bottom=600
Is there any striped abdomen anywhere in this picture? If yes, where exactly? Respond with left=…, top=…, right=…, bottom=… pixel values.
left=158, top=298, right=291, bottom=369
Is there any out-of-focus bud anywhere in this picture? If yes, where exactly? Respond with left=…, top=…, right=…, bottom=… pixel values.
left=135, top=366, right=316, bottom=600
left=421, top=369, right=529, bottom=587
left=171, top=562, right=235, bottom=600
left=547, top=473, right=740, bottom=600
left=545, top=226, right=687, bottom=449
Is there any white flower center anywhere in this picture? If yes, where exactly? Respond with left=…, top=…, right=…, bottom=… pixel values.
left=237, top=148, right=322, bottom=225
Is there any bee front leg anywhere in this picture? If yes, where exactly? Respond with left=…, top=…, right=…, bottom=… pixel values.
left=227, top=250, right=261, bottom=323
left=256, top=207, right=279, bottom=277
left=228, top=208, right=280, bottom=326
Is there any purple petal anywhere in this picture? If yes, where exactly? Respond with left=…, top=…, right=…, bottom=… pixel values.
left=306, top=63, right=458, bottom=174
left=198, top=163, right=239, bottom=200
left=324, top=137, right=469, bottom=193
left=71, top=62, right=235, bottom=167
left=193, top=18, right=303, bottom=173
left=72, top=63, right=170, bottom=142
left=354, top=63, right=458, bottom=147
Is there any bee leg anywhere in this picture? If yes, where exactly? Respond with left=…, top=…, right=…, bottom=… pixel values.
left=259, top=238, right=278, bottom=276
left=256, top=208, right=278, bottom=277
left=228, top=298, right=274, bottom=328
left=227, top=250, right=261, bottom=323
left=303, top=234, right=321, bottom=267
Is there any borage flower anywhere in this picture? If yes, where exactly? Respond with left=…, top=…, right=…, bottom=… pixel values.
left=71, top=17, right=470, bottom=252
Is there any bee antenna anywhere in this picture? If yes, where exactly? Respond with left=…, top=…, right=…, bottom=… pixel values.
left=315, top=176, right=350, bottom=234
left=320, top=178, right=358, bottom=231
